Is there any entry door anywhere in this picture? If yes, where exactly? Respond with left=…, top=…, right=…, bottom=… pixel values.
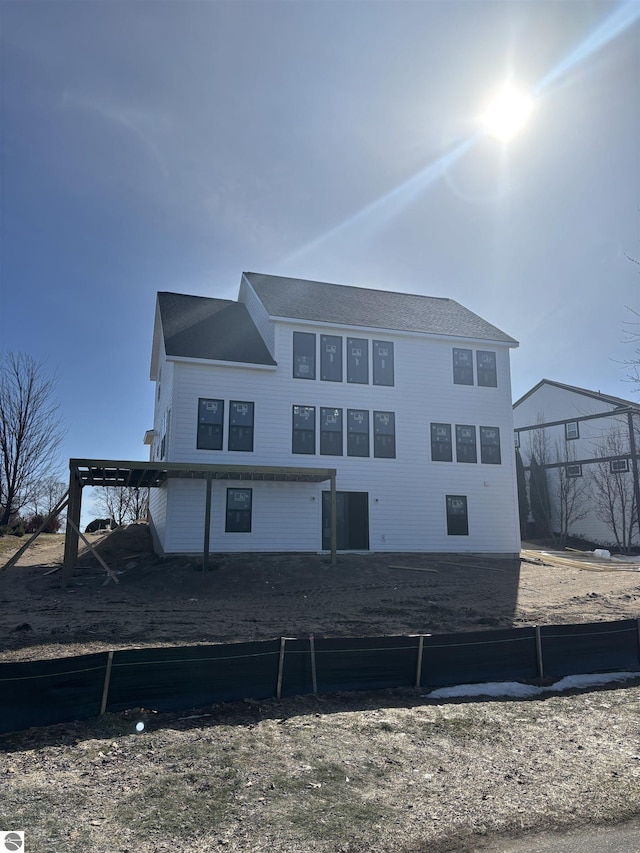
left=322, top=491, right=369, bottom=550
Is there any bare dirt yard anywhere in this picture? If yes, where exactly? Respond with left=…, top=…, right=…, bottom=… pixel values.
left=1, top=528, right=640, bottom=853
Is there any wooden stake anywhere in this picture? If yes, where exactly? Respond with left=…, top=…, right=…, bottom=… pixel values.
left=66, top=519, right=120, bottom=585
left=309, top=634, right=318, bottom=695
left=535, top=625, right=544, bottom=679
left=100, top=650, right=114, bottom=715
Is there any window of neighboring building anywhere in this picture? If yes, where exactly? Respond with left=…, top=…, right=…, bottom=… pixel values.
left=292, top=405, right=316, bottom=454
left=320, top=335, right=342, bottom=382
left=480, top=426, right=501, bottom=464
left=373, top=411, right=396, bottom=458
left=611, top=458, right=629, bottom=474
left=293, top=332, right=316, bottom=380
left=373, top=340, right=394, bottom=386
left=347, top=338, right=368, bottom=384
left=197, top=398, right=224, bottom=450
left=320, top=407, right=343, bottom=456
left=565, top=421, right=579, bottom=440
left=446, top=495, right=469, bottom=536
left=514, top=431, right=520, bottom=449
left=347, top=409, right=370, bottom=457
left=455, top=424, right=477, bottom=463
left=430, top=423, right=452, bottom=462
left=453, top=348, right=474, bottom=385
left=566, top=464, right=582, bottom=478
left=225, top=488, right=252, bottom=532
left=477, top=351, right=497, bottom=387
left=228, top=401, right=254, bottom=452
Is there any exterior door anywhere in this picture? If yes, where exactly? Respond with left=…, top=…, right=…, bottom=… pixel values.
left=322, top=491, right=369, bottom=550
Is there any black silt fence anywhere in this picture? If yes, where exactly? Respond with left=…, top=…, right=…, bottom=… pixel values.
left=1, top=619, right=639, bottom=735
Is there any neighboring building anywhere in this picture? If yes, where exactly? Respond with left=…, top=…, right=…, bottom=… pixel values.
left=513, top=379, right=640, bottom=549
left=146, top=272, right=521, bottom=556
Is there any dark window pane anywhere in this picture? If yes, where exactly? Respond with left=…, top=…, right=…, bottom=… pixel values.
left=477, top=351, right=497, bottom=387
left=347, top=338, right=369, bottom=384
left=446, top=495, right=468, bottom=535
left=225, top=488, right=252, bottom=532
left=229, top=402, right=254, bottom=452
left=455, top=424, right=477, bottom=463
left=373, top=340, right=394, bottom=386
left=374, top=411, right=395, bottom=458
left=293, top=405, right=315, bottom=454
left=480, top=426, right=501, bottom=464
left=197, top=399, right=224, bottom=450
left=453, top=348, right=474, bottom=385
left=430, top=423, right=452, bottom=462
left=320, top=335, right=343, bottom=382
left=320, top=408, right=343, bottom=456
left=293, top=332, right=316, bottom=379
left=347, top=409, right=369, bottom=457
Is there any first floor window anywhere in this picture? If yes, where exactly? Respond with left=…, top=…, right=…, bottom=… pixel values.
left=455, top=424, right=477, bottom=463
left=453, top=348, right=473, bottom=385
left=431, top=423, right=452, bottom=462
left=320, top=407, right=343, bottom=455
left=347, top=408, right=369, bottom=456
left=477, top=350, right=497, bottom=387
left=226, top=488, right=252, bottom=532
left=480, top=426, right=501, bottom=464
left=374, top=411, right=396, bottom=458
left=293, top=405, right=315, bottom=454
left=229, top=401, right=254, bottom=451
left=446, top=495, right=468, bottom=536
left=197, top=398, right=224, bottom=450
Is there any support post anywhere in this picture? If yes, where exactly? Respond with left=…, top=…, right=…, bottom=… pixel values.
left=309, top=634, right=318, bottom=695
left=415, top=634, right=427, bottom=688
left=330, top=472, right=337, bottom=566
left=203, top=473, right=213, bottom=572
left=276, top=637, right=288, bottom=700
left=627, top=412, right=640, bottom=546
left=100, top=650, right=114, bottom=715
left=62, top=468, right=83, bottom=588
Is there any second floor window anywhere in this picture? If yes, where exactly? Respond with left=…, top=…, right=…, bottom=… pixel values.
left=456, top=424, right=477, bottom=463
left=347, top=409, right=369, bottom=457
left=320, top=407, right=343, bottom=455
left=431, top=423, right=452, bottom=462
left=480, top=426, right=501, bottom=464
left=453, top=348, right=474, bottom=385
left=292, top=405, right=315, bottom=454
left=229, top=401, right=254, bottom=452
left=374, top=411, right=396, bottom=458
left=197, top=398, right=224, bottom=450
left=477, top=351, right=497, bottom=387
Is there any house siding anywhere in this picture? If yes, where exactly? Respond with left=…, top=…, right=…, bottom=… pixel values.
left=151, top=318, right=519, bottom=555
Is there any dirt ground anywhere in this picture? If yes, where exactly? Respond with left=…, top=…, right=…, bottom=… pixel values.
left=1, top=524, right=639, bottom=662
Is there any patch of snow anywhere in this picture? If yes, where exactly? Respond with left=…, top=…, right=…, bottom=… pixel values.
left=424, top=671, right=640, bottom=700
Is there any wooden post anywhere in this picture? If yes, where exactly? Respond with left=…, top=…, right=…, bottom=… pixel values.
left=276, top=637, right=290, bottom=700
left=309, top=634, right=318, bottom=695
left=535, top=625, right=544, bottom=679
left=415, top=634, right=426, bottom=688
left=330, top=472, right=337, bottom=566
left=62, top=469, right=83, bottom=588
left=1, top=491, right=69, bottom=571
left=203, top=473, right=213, bottom=572
left=100, top=651, right=114, bottom=715
left=66, top=519, right=120, bottom=585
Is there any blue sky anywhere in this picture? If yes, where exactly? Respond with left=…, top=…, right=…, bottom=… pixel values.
left=1, top=0, right=639, bottom=484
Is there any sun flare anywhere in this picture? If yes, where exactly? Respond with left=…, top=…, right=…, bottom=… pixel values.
left=481, top=83, right=534, bottom=143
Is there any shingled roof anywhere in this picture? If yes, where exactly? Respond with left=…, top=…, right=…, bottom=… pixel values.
left=157, top=292, right=276, bottom=366
left=513, top=379, right=640, bottom=411
left=244, top=272, right=517, bottom=345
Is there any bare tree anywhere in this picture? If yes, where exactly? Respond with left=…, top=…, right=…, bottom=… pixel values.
left=92, top=486, right=149, bottom=526
left=27, top=476, right=67, bottom=517
left=0, top=352, right=65, bottom=527
left=553, top=439, right=590, bottom=548
left=590, top=428, right=637, bottom=553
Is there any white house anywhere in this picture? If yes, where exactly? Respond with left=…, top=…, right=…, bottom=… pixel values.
left=513, top=379, right=640, bottom=549
left=146, top=272, right=521, bottom=557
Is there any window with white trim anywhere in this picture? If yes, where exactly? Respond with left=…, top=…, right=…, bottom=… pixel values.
left=566, top=464, right=582, bottom=478
left=565, top=421, right=579, bottom=440
left=610, top=458, right=629, bottom=473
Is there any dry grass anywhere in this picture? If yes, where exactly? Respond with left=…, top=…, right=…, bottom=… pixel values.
left=2, top=683, right=640, bottom=852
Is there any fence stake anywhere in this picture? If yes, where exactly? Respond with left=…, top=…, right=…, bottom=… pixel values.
left=415, top=634, right=426, bottom=688
left=100, top=651, right=114, bottom=716
left=276, top=637, right=288, bottom=700
left=309, top=634, right=318, bottom=695
left=535, top=625, right=544, bottom=679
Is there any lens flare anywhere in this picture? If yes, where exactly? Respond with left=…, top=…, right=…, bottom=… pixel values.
left=481, top=84, right=535, bottom=143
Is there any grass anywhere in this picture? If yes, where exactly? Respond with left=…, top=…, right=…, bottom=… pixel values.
left=2, top=685, right=640, bottom=852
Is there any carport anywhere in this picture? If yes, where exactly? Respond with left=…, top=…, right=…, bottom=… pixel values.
left=63, top=458, right=338, bottom=586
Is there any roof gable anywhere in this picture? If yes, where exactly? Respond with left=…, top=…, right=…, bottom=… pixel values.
left=244, top=272, right=517, bottom=345
left=157, top=292, right=276, bottom=366
left=513, top=379, right=639, bottom=411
